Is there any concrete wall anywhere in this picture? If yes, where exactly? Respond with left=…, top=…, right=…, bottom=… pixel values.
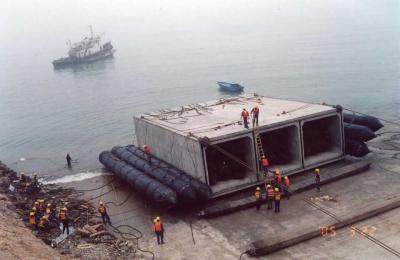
left=134, top=117, right=206, bottom=183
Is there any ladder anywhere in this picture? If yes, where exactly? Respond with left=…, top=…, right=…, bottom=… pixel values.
left=254, top=128, right=265, bottom=160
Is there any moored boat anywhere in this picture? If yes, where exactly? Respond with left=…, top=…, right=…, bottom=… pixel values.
left=217, top=81, right=244, bottom=92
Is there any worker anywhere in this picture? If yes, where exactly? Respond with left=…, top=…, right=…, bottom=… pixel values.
left=315, top=168, right=321, bottom=191
left=274, top=169, right=282, bottom=188
left=274, top=188, right=281, bottom=213
left=38, top=199, right=45, bottom=213
left=19, top=172, right=26, bottom=184
left=66, top=153, right=72, bottom=168
left=266, top=184, right=274, bottom=210
left=98, top=201, right=112, bottom=225
left=143, top=145, right=152, bottom=165
left=32, top=172, right=38, bottom=188
left=261, top=155, right=269, bottom=175
left=59, top=207, right=69, bottom=235
left=153, top=216, right=164, bottom=245
left=251, top=105, right=260, bottom=127
left=38, top=215, right=49, bottom=231
left=241, top=108, right=250, bottom=129
left=283, top=176, right=291, bottom=199
left=29, top=211, right=37, bottom=227
left=45, top=203, right=55, bottom=221
left=254, top=186, right=262, bottom=211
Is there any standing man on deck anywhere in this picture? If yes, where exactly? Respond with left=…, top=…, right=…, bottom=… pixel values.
left=66, top=154, right=72, bottom=168
left=274, top=188, right=281, bottom=213
left=266, top=184, right=274, bottom=210
left=254, top=186, right=262, bottom=211
left=241, top=108, right=250, bottom=129
left=283, top=176, right=291, bottom=199
left=251, top=105, right=260, bottom=127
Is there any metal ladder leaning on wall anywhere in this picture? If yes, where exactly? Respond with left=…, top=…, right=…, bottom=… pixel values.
left=254, top=128, right=270, bottom=182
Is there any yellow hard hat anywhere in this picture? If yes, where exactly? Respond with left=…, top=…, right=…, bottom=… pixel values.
left=284, top=176, right=288, bottom=179
left=32, top=207, right=37, bottom=211
left=315, top=168, right=320, bottom=172
left=39, top=199, right=44, bottom=203
left=41, top=215, right=48, bottom=220
left=30, top=212, right=35, bottom=216
left=156, top=216, right=160, bottom=221
left=275, top=188, right=279, bottom=191
left=267, top=184, right=271, bottom=188
left=256, top=186, right=260, bottom=190
left=62, top=207, right=67, bottom=211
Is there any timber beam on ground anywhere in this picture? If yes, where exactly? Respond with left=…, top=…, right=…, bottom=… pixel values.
left=197, top=160, right=370, bottom=219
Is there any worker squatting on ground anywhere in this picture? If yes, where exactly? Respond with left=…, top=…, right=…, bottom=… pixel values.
left=274, top=188, right=281, bottom=213
left=143, top=145, right=152, bottom=165
left=315, top=168, right=321, bottom=191
left=66, top=153, right=72, bottom=168
left=153, top=216, right=164, bottom=245
left=283, top=176, right=291, bottom=199
left=98, top=201, right=112, bottom=225
left=254, top=186, right=262, bottom=210
left=251, top=105, right=260, bottom=126
left=266, top=184, right=274, bottom=210
left=59, top=207, right=69, bottom=235
left=241, top=108, right=250, bottom=129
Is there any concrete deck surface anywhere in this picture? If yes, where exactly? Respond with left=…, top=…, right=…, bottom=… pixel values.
left=137, top=94, right=336, bottom=139
left=64, top=130, right=400, bottom=259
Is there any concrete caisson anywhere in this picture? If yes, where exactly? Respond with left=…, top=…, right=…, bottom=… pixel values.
left=134, top=94, right=345, bottom=197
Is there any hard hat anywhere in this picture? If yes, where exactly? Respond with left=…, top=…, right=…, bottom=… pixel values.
left=21, top=172, right=25, bottom=175
left=143, top=145, right=147, bottom=148
left=32, top=207, right=37, bottom=211
left=275, top=169, right=280, bottom=174
left=62, top=207, right=67, bottom=211
left=47, top=203, right=51, bottom=207
left=261, top=155, right=265, bottom=158
left=99, top=201, right=104, bottom=205
left=33, top=172, right=37, bottom=176
left=42, top=215, right=48, bottom=219
left=315, top=168, right=320, bottom=172
left=275, top=188, right=279, bottom=191
left=284, top=176, right=288, bottom=179
left=256, top=186, right=260, bottom=190
left=34, top=201, right=39, bottom=205
left=267, top=184, right=271, bottom=188
left=39, top=199, right=44, bottom=203
left=30, top=212, right=35, bottom=216
left=156, top=216, right=160, bottom=221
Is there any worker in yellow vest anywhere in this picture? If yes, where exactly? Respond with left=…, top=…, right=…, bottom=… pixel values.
left=153, top=216, right=164, bottom=245
left=38, top=215, right=49, bottom=231
left=29, top=211, right=37, bottom=228
left=254, top=187, right=262, bottom=211
left=98, top=201, right=112, bottom=225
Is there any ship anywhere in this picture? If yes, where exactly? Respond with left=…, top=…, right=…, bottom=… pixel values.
left=52, top=27, right=116, bottom=69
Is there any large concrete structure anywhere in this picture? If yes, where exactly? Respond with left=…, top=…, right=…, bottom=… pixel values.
left=134, top=94, right=345, bottom=197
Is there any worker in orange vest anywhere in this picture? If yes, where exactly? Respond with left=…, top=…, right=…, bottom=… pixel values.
left=315, top=168, right=321, bottom=191
left=274, top=169, right=282, bottom=188
left=143, top=145, right=152, bottom=165
left=254, top=187, right=262, bottom=211
left=265, top=184, right=274, bottom=210
left=251, top=105, right=260, bottom=127
left=283, top=176, right=291, bottom=199
left=261, top=155, right=269, bottom=175
left=153, top=216, right=164, bottom=245
left=98, top=201, right=112, bottom=225
left=241, top=108, right=249, bottom=129
left=59, top=207, right=69, bottom=235
left=274, top=188, right=281, bottom=213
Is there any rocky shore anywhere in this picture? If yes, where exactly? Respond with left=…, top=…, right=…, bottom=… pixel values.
left=0, top=161, right=140, bottom=260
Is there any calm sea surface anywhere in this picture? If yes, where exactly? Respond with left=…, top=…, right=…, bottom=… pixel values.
left=0, top=0, right=399, bottom=180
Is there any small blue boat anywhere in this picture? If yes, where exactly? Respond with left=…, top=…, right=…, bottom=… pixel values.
left=217, top=81, right=244, bottom=92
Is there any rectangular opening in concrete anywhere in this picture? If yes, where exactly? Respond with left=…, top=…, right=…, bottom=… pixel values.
left=259, top=124, right=302, bottom=174
left=302, top=114, right=343, bottom=167
left=204, top=135, right=256, bottom=193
